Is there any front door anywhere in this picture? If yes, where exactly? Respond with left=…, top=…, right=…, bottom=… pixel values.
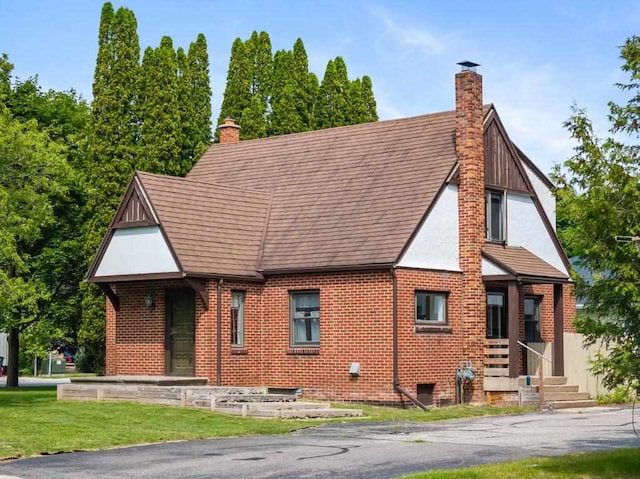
left=166, top=288, right=195, bottom=376
left=486, top=291, right=507, bottom=339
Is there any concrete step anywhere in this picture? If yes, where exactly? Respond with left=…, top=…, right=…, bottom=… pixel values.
left=551, top=399, right=599, bottom=409
left=217, top=405, right=363, bottom=418
left=210, top=393, right=297, bottom=403
left=531, top=384, right=579, bottom=393
left=518, top=376, right=567, bottom=386
left=544, top=392, right=591, bottom=401
left=218, top=401, right=331, bottom=411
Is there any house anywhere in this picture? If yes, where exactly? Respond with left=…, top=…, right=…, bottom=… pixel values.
left=88, top=64, right=576, bottom=406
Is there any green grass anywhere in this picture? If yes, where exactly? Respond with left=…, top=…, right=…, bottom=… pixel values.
left=338, top=402, right=533, bottom=422
left=0, top=388, right=532, bottom=460
left=398, top=448, right=640, bottom=478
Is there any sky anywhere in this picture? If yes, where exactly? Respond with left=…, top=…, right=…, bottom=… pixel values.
left=1, top=0, right=639, bottom=175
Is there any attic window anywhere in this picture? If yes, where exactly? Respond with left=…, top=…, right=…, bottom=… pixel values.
left=486, top=190, right=505, bottom=242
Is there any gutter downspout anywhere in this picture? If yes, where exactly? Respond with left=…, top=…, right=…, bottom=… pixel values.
left=391, top=267, right=430, bottom=411
left=216, top=278, right=223, bottom=386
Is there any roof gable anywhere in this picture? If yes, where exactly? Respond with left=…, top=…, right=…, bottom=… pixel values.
left=483, top=109, right=534, bottom=194
left=113, top=178, right=157, bottom=228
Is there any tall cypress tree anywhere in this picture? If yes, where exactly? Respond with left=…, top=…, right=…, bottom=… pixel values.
left=82, top=2, right=140, bottom=371
left=315, top=58, right=348, bottom=129
left=348, top=78, right=366, bottom=124
left=269, top=49, right=301, bottom=136
left=361, top=75, right=378, bottom=123
left=186, top=34, right=212, bottom=161
left=291, top=39, right=315, bottom=131
left=216, top=38, right=250, bottom=140
left=139, top=36, right=181, bottom=175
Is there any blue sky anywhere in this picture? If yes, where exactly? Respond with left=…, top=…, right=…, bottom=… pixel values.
left=1, top=0, right=639, bottom=174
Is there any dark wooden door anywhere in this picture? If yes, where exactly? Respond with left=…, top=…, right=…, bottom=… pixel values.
left=166, top=288, right=195, bottom=376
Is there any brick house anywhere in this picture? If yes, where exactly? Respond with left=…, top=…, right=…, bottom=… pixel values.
left=88, top=65, right=574, bottom=406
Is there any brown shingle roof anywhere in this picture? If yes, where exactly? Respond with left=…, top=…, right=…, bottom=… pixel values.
left=137, top=172, right=271, bottom=278
left=188, top=111, right=459, bottom=272
left=482, top=243, right=568, bottom=281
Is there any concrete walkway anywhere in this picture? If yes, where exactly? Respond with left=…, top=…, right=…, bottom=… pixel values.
left=1, top=406, right=638, bottom=478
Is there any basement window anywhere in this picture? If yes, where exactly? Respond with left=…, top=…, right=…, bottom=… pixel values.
left=486, top=190, right=505, bottom=242
left=290, top=291, right=320, bottom=347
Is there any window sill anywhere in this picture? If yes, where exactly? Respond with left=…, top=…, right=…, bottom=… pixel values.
left=415, top=324, right=452, bottom=334
left=288, top=347, right=320, bottom=355
left=230, top=347, right=248, bottom=355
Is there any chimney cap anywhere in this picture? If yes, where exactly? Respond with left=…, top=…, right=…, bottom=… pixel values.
left=457, top=61, right=481, bottom=72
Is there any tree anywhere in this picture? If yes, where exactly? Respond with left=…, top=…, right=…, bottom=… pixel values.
left=269, top=49, right=302, bottom=135
left=139, top=37, right=181, bottom=175
left=0, top=106, right=74, bottom=386
left=361, top=75, right=378, bottom=123
left=553, top=35, right=640, bottom=392
left=177, top=34, right=212, bottom=170
left=216, top=38, right=251, bottom=140
left=82, top=2, right=140, bottom=372
left=315, top=58, right=348, bottom=129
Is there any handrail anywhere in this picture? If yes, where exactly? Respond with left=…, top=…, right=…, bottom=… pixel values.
left=517, top=340, right=552, bottom=363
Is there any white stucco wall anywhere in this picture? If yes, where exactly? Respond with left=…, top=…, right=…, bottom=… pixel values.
left=523, top=163, right=556, bottom=229
left=507, top=193, right=568, bottom=275
left=482, top=258, right=508, bottom=275
left=398, top=184, right=460, bottom=271
left=94, top=226, right=179, bottom=277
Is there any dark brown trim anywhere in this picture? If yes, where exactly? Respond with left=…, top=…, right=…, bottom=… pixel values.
left=97, top=283, right=120, bottom=311
left=137, top=176, right=186, bottom=275
left=517, top=274, right=570, bottom=284
left=507, top=282, right=519, bottom=378
left=86, top=228, right=116, bottom=280
left=90, top=272, right=185, bottom=283
left=262, top=263, right=394, bottom=276
left=485, top=184, right=534, bottom=197
left=184, top=271, right=265, bottom=282
left=516, top=145, right=555, bottom=189
left=112, top=219, right=157, bottom=229
left=391, top=268, right=399, bottom=390
left=481, top=251, right=517, bottom=276
left=113, top=174, right=157, bottom=226
left=553, top=283, right=564, bottom=376
left=186, top=278, right=209, bottom=311
left=530, top=195, right=572, bottom=274
left=216, top=279, right=223, bottom=386
left=255, top=189, right=274, bottom=271
left=414, top=290, right=449, bottom=325
left=396, top=180, right=450, bottom=264
left=483, top=274, right=517, bottom=282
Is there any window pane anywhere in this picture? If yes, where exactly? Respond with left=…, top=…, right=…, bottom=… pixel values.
left=291, top=292, right=320, bottom=345
left=490, top=195, right=502, bottom=240
left=231, top=291, right=244, bottom=346
left=415, top=292, right=446, bottom=322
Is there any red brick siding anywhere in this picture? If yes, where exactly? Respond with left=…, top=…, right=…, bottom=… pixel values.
left=395, top=268, right=465, bottom=405
left=456, top=70, right=486, bottom=401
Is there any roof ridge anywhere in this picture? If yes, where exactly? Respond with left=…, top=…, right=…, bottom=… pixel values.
left=136, top=171, right=271, bottom=197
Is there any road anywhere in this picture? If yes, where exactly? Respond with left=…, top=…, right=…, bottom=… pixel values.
left=1, top=406, right=638, bottom=479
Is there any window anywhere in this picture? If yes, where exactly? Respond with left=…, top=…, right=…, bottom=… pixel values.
left=486, top=190, right=504, bottom=242
left=290, top=291, right=320, bottom=346
left=230, top=291, right=245, bottom=346
left=415, top=292, right=447, bottom=323
left=524, top=297, right=541, bottom=342
left=486, top=292, right=506, bottom=338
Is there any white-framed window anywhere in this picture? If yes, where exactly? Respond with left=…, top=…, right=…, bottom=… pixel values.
left=415, top=291, right=447, bottom=323
left=230, top=291, right=245, bottom=346
left=290, top=291, right=320, bottom=346
left=486, top=190, right=505, bottom=242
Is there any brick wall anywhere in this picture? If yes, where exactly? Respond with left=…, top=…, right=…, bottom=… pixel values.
left=455, top=69, right=486, bottom=401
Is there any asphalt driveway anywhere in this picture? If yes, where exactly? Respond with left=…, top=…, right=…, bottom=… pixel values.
left=1, top=406, right=638, bottom=479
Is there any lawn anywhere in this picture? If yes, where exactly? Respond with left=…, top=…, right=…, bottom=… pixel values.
left=398, top=448, right=640, bottom=479
left=1, top=387, right=530, bottom=460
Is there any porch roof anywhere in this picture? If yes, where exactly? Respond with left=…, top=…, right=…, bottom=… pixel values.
left=482, top=243, right=570, bottom=283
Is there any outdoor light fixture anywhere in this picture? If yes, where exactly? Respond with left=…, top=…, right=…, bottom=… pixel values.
left=144, top=293, right=155, bottom=311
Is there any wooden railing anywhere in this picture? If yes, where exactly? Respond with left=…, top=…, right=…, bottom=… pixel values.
left=484, top=339, right=509, bottom=377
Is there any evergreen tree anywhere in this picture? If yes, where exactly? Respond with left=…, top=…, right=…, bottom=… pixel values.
left=291, top=39, right=315, bottom=131
left=269, top=49, right=302, bottom=136
left=348, top=78, right=366, bottom=124
left=361, top=75, right=378, bottom=123
left=82, top=2, right=140, bottom=372
left=315, top=58, right=348, bottom=129
left=139, top=36, right=181, bottom=175
left=216, top=38, right=251, bottom=140
left=185, top=34, right=212, bottom=162
left=241, top=95, right=268, bottom=139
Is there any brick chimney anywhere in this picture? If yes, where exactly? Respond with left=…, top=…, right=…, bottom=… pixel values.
left=219, top=118, right=241, bottom=144
left=455, top=61, right=485, bottom=402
